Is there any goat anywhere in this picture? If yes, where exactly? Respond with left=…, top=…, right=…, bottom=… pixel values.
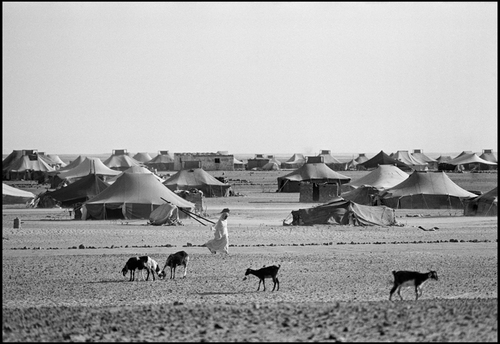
left=243, top=265, right=280, bottom=291
left=389, top=270, right=438, bottom=301
left=159, top=251, right=189, bottom=279
left=121, top=256, right=160, bottom=281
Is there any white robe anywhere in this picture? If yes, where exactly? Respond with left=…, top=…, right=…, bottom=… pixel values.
left=205, top=213, right=229, bottom=254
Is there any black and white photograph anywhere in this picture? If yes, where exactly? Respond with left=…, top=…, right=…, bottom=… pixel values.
left=2, top=2, right=497, bottom=342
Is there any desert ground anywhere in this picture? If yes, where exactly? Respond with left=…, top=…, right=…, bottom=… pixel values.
left=2, top=170, right=498, bottom=342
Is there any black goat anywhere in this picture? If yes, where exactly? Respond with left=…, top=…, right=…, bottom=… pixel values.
left=159, top=251, right=189, bottom=279
left=121, top=256, right=160, bottom=281
left=389, top=270, right=439, bottom=301
left=243, top=265, right=280, bottom=291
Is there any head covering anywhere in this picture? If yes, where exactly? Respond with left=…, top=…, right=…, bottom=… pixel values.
left=220, top=208, right=230, bottom=213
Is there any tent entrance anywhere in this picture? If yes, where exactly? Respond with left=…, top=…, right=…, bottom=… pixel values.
left=312, top=183, right=320, bottom=201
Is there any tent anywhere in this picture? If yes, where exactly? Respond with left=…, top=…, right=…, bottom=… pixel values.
left=44, top=174, right=109, bottom=208
left=391, top=151, right=428, bottom=171
left=132, top=152, right=153, bottom=163
left=148, top=202, right=181, bottom=225
left=145, top=151, right=175, bottom=171
left=53, top=157, right=121, bottom=186
left=340, top=185, right=380, bottom=206
left=464, top=187, right=497, bottom=216
left=358, top=151, right=410, bottom=171
left=2, top=183, right=36, bottom=205
left=282, top=153, right=306, bottom=169
left=412, top=150, right=438, bottom=170
left=347, top=165, right=409, bottom=191
left=103, top=150, right=142, bottom=171
left=262, top=157, right=281, bottom=171
left=318, top=150, right=344, bottom=170
left=52, top=155, right=87, bottom=173
left=445, top=152, right=497, bottom=171
left=277, top=157, right=351, bottom=193
left=3, top=152, right=55, bottom=181
left=163, top=168, right=231, bottom=197
left=46, top=154, right=67, bottom=168
left=479, top=150, right=498, bottom=171
left=379, top=171, right=477, bottom=209
left=82, top=173, right=195, bottom=220
left=233, top=157, right=246, bottom=170
left=287, top=198, right=396, bottom=226
left=2, top=150, right=24, bottom=172
left=106, top=165, right=164, bottom=185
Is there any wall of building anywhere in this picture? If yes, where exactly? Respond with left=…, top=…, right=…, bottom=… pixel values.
left=173, top=153, right=234, bottom=171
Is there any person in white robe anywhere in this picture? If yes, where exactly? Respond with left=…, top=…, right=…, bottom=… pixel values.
left=204, top=208, right=230, bottom=254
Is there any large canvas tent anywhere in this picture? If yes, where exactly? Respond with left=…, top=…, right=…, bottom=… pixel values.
left=44, top=174, right=109, bottom=208
left=132, top=152, right=153, bottom=163
left=380, top=171, right=477, bottom=209
left=479, top=150, right=498, bottom=170
left=346, top=165, right=409, bottom=191
left=391, top=150, right=428, bottom=171
left=288, top=198, right=396, bottom=226
left=106, top=165, right=164, bottom=185
left=464, top=187, right=497, bottom=216
left=277, top=157, right=351, bottom=193
left=445, top=152, right=497, bottom=171
left=2, top=183, right=36, bottom=205
left=145, top=151, right=175, bottom=171
left=54, top=155, right=87, bottom=172
left=82, top=173, right=195, bottom=220
left=103, top=150, right=142, bottom=171
left=262, top=157, right=281, bottom=171
left=53, top=157, right=121, bottom=186
left=340, top=185, right=380, bottom=206
left=3, top=152, right=55, bottom=181
left=318, top=150, right=343, bottom=170
left=412, top=149, right=438, bottom=170
left=233, top=157, right=245, bottom=170
left=46, top=154, right=67, bottom=168
left=282, top=153, right=306, bottom=169
left=358, top=150, right=410, bottom=171
left=163, top=168, right=231, bottom=197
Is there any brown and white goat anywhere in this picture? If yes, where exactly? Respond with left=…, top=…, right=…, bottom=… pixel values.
left=121, top=256, right=160, bottom=281
left=159, top=251, right=189, bottom=279
left=389, top=270, right=439, bottom=301
left=243, top=265, right=280, bottom=291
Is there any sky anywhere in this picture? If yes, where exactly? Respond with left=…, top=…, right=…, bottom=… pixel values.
left=2, top=2, right=497, bottom=157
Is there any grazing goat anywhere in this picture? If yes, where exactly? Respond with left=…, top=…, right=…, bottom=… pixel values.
left=389, top=270, right=438, bottom=301
left=121, top=256, right=160, bottom=281
left=243, top=265, right=280, bottom=291
left=159, top=251, right=189, bottom=279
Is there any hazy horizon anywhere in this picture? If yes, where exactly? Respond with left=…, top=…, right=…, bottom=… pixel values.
left=3, top=3, right=497, bottom=156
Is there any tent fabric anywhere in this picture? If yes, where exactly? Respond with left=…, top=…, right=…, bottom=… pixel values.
left=341, top=185, right=380, bottom=205
left=149, top=202, right=180, bottom=225
left=464, top=187, right=497, bottom=216
left=5, top=154, right=55, bottom=173
left=106, top=165, right=164, bottom=185
left=132, top=152, right=153, bottom=163
left=83, top=173, right=195, bottom=220
left=290, top=198, right=396, bottom=226
left=446, top=153, right=497, bottom=167
left=391, top=151, right=428, bottom=171
left=163, top=168, right=231, bottom=197
left=277, top=162, right=351, bottom=192
left=145, top=152, right=175, bottom=171
left=54, top=156, right=87, bottom=173
left=56, top=158, right=121, bottom=181
left=2, top=150, right=24, bottom=172
left=262, top=159, right=280, bottom=170
left=282, top=154, right=306, bottom=169
left=46, top=154, right=67, bottom=167
left=380, top=171, right=477, bottom=209
left=347, top=165, right=409, bottom=190
left=45, top=174, right=109, bottom=208
left=103, top=154, right=142, bottom=171
left=2, top=183, right=36, bottom=204
left=479, top=151, right=497, bottom=163
left=358, top=151, right=410, bottom=170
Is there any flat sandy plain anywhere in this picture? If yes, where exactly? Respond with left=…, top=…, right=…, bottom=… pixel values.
left=2, top=170, right=498, bottom=342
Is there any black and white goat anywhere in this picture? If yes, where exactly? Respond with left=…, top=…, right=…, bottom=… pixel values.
left=243, top=265, right=280, bottom=291
left=159, top=251, right=189, bottom=279
left=121, top=256, right=160, bottom=281
left=389, top=270, right=439, bottom=301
